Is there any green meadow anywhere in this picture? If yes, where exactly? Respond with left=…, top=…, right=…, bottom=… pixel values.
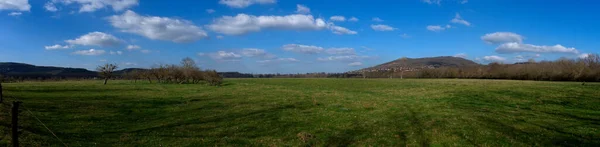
left=1, top=79, right=599, bottom=146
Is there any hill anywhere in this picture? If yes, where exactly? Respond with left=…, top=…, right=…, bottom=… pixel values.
left=0, top=62, right=98, bottom=79
left=356, top=56, right=480, bottom=72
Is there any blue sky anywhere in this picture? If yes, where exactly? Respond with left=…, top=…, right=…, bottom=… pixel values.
left=0, top=0, right=598, bottom=73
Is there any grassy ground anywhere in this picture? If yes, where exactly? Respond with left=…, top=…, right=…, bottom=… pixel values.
left=1, top=79, right=599, bottom=146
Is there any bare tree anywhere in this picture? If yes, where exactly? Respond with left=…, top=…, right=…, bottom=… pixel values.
left=400, top=57, right=409, bottom=79
left=97, top=63, right=118, bottom=85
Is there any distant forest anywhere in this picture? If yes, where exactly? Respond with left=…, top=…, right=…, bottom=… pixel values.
left=1, top=54, right=599, bottom=82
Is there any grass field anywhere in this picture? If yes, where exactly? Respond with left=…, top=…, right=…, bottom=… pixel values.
left=1, top=79, right=599, bottom=146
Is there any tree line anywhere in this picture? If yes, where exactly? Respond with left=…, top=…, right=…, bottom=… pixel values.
left=100, top=57, right=223, bottom=86
left=360, top=54, right=600, bottom=82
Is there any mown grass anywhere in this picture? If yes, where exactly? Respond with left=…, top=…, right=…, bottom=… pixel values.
left=0, top=79, right=599, bottom=146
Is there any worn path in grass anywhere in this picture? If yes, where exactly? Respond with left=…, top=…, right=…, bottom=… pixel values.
left=1, top=79, right=599, bottom=146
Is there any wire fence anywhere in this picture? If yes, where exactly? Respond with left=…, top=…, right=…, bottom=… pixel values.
left=1, top=91, right=68, bottom=147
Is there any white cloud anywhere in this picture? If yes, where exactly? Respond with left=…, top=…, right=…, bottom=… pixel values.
left=451, top=13, right=470, bottom=26
left=329, top=25, right=357, bottom=35
left=426, top=25, right=450, bottom=32
left=579, top=53, right=591, bottom=59
left=7, top=11, right=21, bottom=16
left=140, top=50, right=151, bottom=54
left=206, top=9, right=215, bottom=14
left=241, top=48, right=276, bottom=59
left=483, top=55, right=506, bottom=62
left=349, top=17, right=359, bottom=22
left=348, top=62, right=363, bottom=66
left=481, top=32, right=524, bottom=44
left=496, top=42, right=579, bottom=54
left=400, top=33, right=411, bottom=38
left=282, top=44, right=323, bottom=54
left=66, top=32, right=122, bottom=47
left=122, top=62, right=137, bottom=66
left=44, top=44, right=71, bottom=50
left=209, top=51, right=242, bottom=61
left=318, top=55, right=372, bottom=62
left=296, top=4, right=310, bottom=14
left=422, top=0, right=441, bottom=5
left=126, top=45, right=140, bottom=50
left=110, top=50, right=123, bottom=55
left=371, top=24, right=397, bottom=31
left=372, top=17, right=383, bottom=22
left=216, top=35, right=224, bottom=39
left=257, top=58, right=299, bottom=64
left=108, top=10, right=208, bottom=43
left=461, top=0, right=468, bottom=4
left=330, top=16, right=345, bottom=21
left=44, top=2, right=57, bottom=12
left=218, top=0, right=276, bottom=8
left=50, top=0, right=138, bottom=13
left=0, top=0, right=30, bottom=11
left=72, top=49, right=106, bottom=56
left=208, top=13, right=327, bottom=35
left=326, top=48, right=355, bottom=55
left=454, top=53, right=467, bottom=58
left=197, top=52, right=205, bottom=56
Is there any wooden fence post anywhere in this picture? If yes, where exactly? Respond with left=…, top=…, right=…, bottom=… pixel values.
left=1, top=82, right=3, bottom=103
left=12, top=101, right=21, bottom=147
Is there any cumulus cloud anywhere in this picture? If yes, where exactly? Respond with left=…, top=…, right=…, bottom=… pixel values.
left=208, top=13, right=327, bottom=35
left=126, top=45, right=140, bottom=50
left=44, top=2, right=57, bottom=12
left=329, top=25, right=357, bottom=35
left=483, top=55, right=506, bottom=62
left=318, top=55, right=372, bottom=62
left=241, top=48, right=276, bottom=59
left=496, top=42, right=579, bottom=54
left=7, top=12, right=21, bottom=16
left=349, top=17, right=359, bottom=22
left=330, top=16, right=345, bottom=21
left=326, top=48, right=355, bottom=55
left=110, top=50, right=123, bottom=55
left=450, top=13, right=470, bottom=26
left=454, top=53, right=467, bottom=58
left=426, top=25, right=450, bottom=32
left=206, top=9, right=215, bottom=14
left=72, top=49, right=106, bottom=56
left=371, top=24, right=397, bottom=31
left=400, top=33, right=411, bottom=38
left=66, top=32, right=122, bottom=47
left=44, top=44, right=71, bottom=50
left=481, top=32, right=524, bottom=44
left=257, top=58, right=299, bottom=64
left=216, top=35, right=224, bottom=39
left=579, top=53, right=591, bottom=59
left=209, top=51, right=242, bottom=61
left=0, top=0, right=30, bottom=11
left=422, top=0, right=441, bottom=5
left=296, top=4, right=310, bottom=14
left=49, top=0, right=138, bottom=12
left=140, top=50, right=151, bottom=54
left=282, top=44, right=324, bottom=54
left=108, top=10, right=208, bottom=43
left=219, top=0, right=276, bottom=8
left=348, top=62, right=363, bottom=66
left=372, top=17, right=383, bottom=22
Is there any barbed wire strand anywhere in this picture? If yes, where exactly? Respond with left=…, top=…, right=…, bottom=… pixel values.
left=9, top=96, right=68, bottom=147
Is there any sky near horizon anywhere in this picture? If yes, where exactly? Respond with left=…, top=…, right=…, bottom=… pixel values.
left=0, top=0, right=598, bottom=73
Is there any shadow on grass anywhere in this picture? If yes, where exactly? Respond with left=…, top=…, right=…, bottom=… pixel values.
left=449, top=90, right=600, bottom=146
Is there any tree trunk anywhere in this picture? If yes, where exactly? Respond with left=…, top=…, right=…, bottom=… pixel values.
left=401, top=71, right=404, bottom=79
left=103, top=78, right=108, bottom=85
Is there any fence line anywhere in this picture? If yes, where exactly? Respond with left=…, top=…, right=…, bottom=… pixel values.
left=4, top=94, right=68, bottom=147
